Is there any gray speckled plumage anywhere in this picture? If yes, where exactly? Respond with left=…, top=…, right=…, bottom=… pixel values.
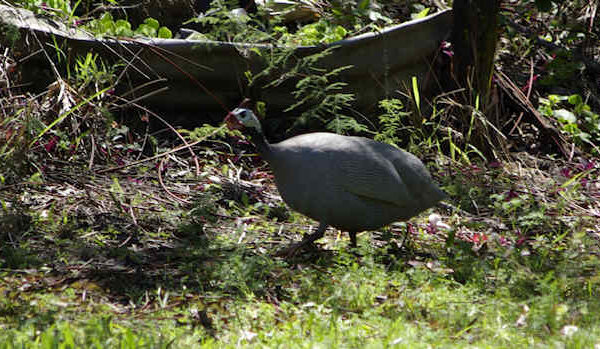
left=225, top=108, right=446, bottom=251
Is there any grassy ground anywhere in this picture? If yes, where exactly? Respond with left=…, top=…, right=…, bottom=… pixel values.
left=1, top=136, right=599, bottom=347
left=2, top=1, right=600, bottom=348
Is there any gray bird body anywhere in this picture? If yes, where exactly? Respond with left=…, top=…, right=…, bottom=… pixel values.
left=225, top=108, right=446, bottom=249
left=266, top=132, right=446, bottom=232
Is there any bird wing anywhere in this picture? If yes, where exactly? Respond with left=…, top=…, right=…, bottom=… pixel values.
left=335, top=141, right=415, bottom=208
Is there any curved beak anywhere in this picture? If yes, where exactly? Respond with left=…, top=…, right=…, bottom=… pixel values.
left=225, top=112, right=243, bottom=130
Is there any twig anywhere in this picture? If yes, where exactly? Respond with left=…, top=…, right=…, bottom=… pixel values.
left=118, top=77, right=168, bottom=99
left=95, top=124, right=226, bottom=174
left=508, top=58, right=535, bottom=135
left=118, top=234, right=133, bottom=248
left=112, top=95, right=202, bottom=176
left=495, top=70, right=571, bottom=157
left=112, top=86, right=170, bottom=109
left=158, top=156, right=190, bottom=204
left=113, top=47, right=152, bottom=85
left=88, top=134, right=96, bottom=170
left=118, top=38, right=228, bottom=113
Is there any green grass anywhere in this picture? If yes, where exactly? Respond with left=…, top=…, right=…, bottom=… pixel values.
left=1, top=114, right=599, bottom=347
left=2, top=246, right=600, bottom=348
left=1, top=176, right=599, bottom=348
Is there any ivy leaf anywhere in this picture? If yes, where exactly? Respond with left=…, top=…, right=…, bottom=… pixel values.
left=412, top=8, right=430, bottom=20
left=115, top=20, right=133, bottom=37
left=554, top=109, right=577, bottom=124
left=136, top=24, right=156, bottom=37
left=143, top=18, right=160, bottom=30
left=158, top=27, right=172, bottom=39
left=567, top=94, right=583, bottom=106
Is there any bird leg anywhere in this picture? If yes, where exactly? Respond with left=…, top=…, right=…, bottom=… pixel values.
left=349, top=231, right=357, bottom=248
left=301, top=222, right=327, bottom=244
left=276, top=222, right=327, bottom=257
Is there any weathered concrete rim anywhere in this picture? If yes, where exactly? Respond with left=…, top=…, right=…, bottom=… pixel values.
left=0, top=4, right=451, bottom=52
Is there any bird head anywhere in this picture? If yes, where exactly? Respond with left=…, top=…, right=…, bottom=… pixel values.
left=225, top=108, right=263, bottom=134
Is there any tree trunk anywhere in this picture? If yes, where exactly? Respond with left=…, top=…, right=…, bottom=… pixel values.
left=451, top=0, right=502, bottom=159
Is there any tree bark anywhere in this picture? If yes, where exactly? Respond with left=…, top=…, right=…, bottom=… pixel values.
left=451, top=0, right=502, bottom=158
left=451, top=0, right=500, bottom=103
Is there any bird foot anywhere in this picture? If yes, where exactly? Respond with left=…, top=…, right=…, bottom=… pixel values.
left=274, top=225, right=326, bottom=258
left=274, top=240, right=318, bottom=258
left=274, top=242, right=302, bottom=258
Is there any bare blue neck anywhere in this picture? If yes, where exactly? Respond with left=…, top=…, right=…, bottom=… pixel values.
left=247, top=128, right=273, bottom=160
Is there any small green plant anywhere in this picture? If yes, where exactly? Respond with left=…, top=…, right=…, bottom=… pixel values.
left=185, top=0, right=402, bottom=45
left=490, top=191, right=550, bottom=233
left=538, top=93, right=600, bottom=153
left=20, top=0, right=81, bottom=21
left=275, top=20, right=348, bottom=46
left=244, top=46, right=362, bottom=134
left=374, top=99, right=413, bottom=145
left=374, top=83, right=446, bottom=156
left=19, top=0, right=172, bottom=38
left=539, top=50, right=585, bottom=87
left=0, top=22, right=21, bottom=47
left=326, top=0, right=392, bottom=30
left=284, top=64, right=360, bottom=133
left=184, top=0, right=271, bottom=43
left=85, top=13, right=172, bottom=39
left=70, top=52, right=116, bottom=90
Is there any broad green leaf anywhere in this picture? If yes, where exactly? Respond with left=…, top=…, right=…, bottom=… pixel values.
left=158, top=27, right=172, bottom=39
left=144, top=18, right=160, bottom=30
left=554, top=109, right=577, bottom=123
left=414, top=8, right=430, bottom=19
left=568, top=94, right=583, bottom=106
left=136, top=24, right=156, bottom=37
